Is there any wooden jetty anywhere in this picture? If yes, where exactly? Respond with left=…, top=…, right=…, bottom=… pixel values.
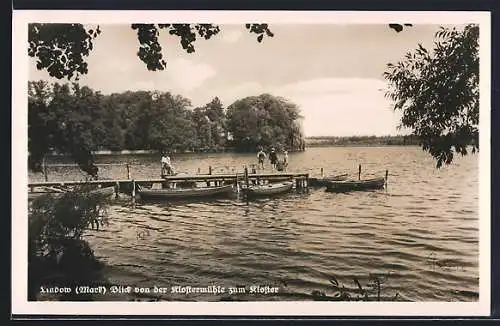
left=27, top=171, right=310, bottom=204
left=28, top=162, right=388, bottom=202
left=28, top=172, right=309, bottom=188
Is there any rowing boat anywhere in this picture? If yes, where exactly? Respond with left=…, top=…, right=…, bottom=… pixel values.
left=137, top=184, right=234, bottom=200
left=28, top=185, right=116, bottom=201
left=241, top=181, right=294, bottom=198
left=89, top=186, right=115, bottom=198
left=308, top=173, right=349, bottom=187
left=325, top=177, right=386, bottom=193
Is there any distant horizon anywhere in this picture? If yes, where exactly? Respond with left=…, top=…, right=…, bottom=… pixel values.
left=304, top=133, right=413, bottom=138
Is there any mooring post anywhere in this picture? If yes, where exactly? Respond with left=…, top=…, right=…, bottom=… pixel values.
left=197, top=167, right=201, bottom=174
left=42, top=157, right=48, bottom=182
left=235, top=173, right=240, bottom=193
left=126, top=163, right=131, bottom=179
left=358, top=164, right=362, bottom=181
left=385, top=169, right=389, bottom=189
left=131, top=180, right=136, bottom=207
left=321, top=168, right=324, bottom=178
left=209, top=166, right=212, bottom=175
left=115, top=181, right=120, bottom=199
left=244, top=166, right=249, bottom=189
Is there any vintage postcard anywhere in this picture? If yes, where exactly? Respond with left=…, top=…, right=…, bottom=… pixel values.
left=12, top=10, right=491, bottom=316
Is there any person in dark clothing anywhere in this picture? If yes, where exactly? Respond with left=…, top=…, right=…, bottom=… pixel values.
left=269, top=147, right=278, bottom=171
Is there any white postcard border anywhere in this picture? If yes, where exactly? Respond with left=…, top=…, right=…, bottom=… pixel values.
left=12, top=10, right=491, bottom=316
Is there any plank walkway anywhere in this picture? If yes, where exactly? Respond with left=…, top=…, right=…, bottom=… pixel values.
left=28, top=172, right=310, bottom=189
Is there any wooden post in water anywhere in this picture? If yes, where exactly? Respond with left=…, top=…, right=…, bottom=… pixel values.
left=244, top=166, right=249, bottom=189
left=235, top=174, right=240, bottom=193
left=197, top=167, right=201, bottom=174
left=131, top=180, right=136, bottom=207
left=209, top=166, right=212, bottom=175
left=126, top=163, right=131, bottom=179
left=321, top=168, right=324, bottom=178
left=115, top=181, right=120, bottom=199
left=385, top=169, right=389, bottom=189
left=358, top=164, right=362, bottom=181
left=42, top=157, right=48, bottom=182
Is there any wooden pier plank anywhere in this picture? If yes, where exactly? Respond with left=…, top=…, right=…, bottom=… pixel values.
left=28, top=172, right=309, bottom=188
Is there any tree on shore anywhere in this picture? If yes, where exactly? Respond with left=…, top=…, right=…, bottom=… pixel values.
left=147, top=92, right=196, bottom=152
left=384, top=24, right=479, bottom=168
left=191, top=97, right=228, bottom=152
left=226, top=94, right=304, bottom=152
left=28, top=81, right=103, bottom=176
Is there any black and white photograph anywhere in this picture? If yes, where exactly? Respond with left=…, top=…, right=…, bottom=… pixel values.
left=13, top=10, right=490, bottom=316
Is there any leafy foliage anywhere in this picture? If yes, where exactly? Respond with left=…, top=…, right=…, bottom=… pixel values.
left=245, top=23, right=274, bottom=43
left=388, top=23, right=413, bottom=33
left=384, top=24, right=479, bottom=168
left=191, top=97, right=228, bottom=152
left=226, top=94, right=305, bottom=152
left=29, top=23, right=274, bottom=80
left=28, top=188, right=110, bottom=300
left=28, top=24, right=101, bottom=80
left=28, top=81, right=102, bottom=175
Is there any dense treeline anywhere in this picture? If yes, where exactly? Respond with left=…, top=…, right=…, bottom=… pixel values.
left=306, top=135, right=421, bottom=147
left=28, top=81, right=305, bottom=171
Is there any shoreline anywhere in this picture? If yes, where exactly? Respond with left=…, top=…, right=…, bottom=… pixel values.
left=45, top=144, right=420, bottom=157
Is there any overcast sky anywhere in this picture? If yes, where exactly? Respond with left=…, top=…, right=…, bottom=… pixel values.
left=29, top=23, right=449, bottom=136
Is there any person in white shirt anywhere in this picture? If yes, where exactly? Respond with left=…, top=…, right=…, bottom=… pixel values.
left=161, top=152, right=173, bottom=177
left=282, top=150, right=289, bottom=171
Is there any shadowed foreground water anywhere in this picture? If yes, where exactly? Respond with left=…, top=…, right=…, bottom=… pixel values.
left=30, top=146, right=480, bottom=302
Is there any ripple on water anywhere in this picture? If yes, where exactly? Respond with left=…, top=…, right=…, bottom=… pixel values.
left=69, top=148, right=481, bottom=302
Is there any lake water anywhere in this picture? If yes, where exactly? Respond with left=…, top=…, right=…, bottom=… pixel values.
left=29, top=146, right=480, bottom=302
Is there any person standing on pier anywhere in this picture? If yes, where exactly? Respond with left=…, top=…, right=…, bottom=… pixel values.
left=161, top=152, right=174, bottom=177
left=282, top=150, right=289, bottom=171
left=257, top=147, right=267, bottom=170
left=269, top=147, right=278, bottom=171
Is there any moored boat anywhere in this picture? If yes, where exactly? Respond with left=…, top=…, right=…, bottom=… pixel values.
left=89, top=186, right=115, bottom=198
left=241, top=181, right=294, bottom=198
left=309, top=173, right=349, bottom=187
left=137, top=184, right=234, bottom=200
left=28, top=185, right=116, bottom=201
left=325, top=177, right=386, bottom=193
